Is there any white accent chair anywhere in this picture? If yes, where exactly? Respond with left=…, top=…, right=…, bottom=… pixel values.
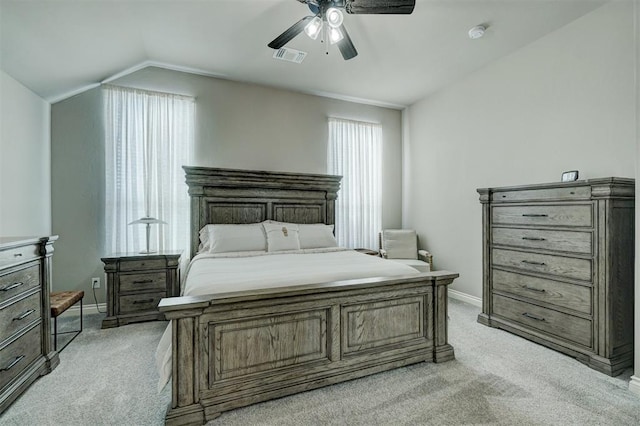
left=378, top=229, right=433, bottom=272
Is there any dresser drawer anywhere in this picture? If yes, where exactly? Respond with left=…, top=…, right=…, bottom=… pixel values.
left=119, top=272, right=167, bottom=293
left=492, top=205, right=593, bottom=228
left=492, top=248, right=592, bottom=282
left=492, top=228, right=592, bottom=254
left=0, top=244, right=39, bottom=269
left=119, top=259, right=167, bottom=272
left=0, top=263, right=40, bottom=305
left=492, top=270, right=591, bottom=314
left=492, top=294, right=592, bottom=348
left=491, top=186, right=591, bottom=202
left=0, top=291, right=41, bottom=340
left=0, top=325, right=41, bottom=390
left=119, top=291, right=166, bottom=315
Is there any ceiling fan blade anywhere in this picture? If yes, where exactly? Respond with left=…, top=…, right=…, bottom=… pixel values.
left=336, top=25, right=358, bottom=60
left=268, top=16, right=314, bottom=49
left=345, top=0, right=415, bottom=14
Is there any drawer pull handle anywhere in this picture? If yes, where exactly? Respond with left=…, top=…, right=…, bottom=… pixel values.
left=521, top=260, right=546, bottom=266
left=0, top=282, right=24, bottom=292
left=522, top=214, right=548, bottom=217
left=133, top=299, right=154, bottom=304
left=522, top=286, right=546, bottom=293
left=522, top=312, right=545, bottom=322
left=133, top=279, right=154, bottom=284
left=1, top=355, right=25, bottom=371
left=13, top=309, right=36, bottom=321
left=522, top=237, right=546, bottom=241
left=14, top=253, right=23, bottom=257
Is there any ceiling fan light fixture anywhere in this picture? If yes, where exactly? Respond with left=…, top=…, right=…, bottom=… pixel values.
left=328, top=27, right=344, bottom=45
left=326, top=7, right=344, bottom=28
left=304, top=16, right=323, bottom=40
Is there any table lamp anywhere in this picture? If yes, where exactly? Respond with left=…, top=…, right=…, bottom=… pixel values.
left=128, top=216, right=167, bottom=254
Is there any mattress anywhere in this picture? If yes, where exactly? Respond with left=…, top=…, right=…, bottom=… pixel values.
left=155, top=248, right=419, bottom=389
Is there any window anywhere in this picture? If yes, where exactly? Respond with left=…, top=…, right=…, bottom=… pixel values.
left=103, top=85, right=194, bottom=258
left=327, top=117, right=382, bottom=249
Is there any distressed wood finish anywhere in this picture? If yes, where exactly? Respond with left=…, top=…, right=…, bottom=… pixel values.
left=160, top=167, right=458, bottom=425
left=183, top=166, right=341, bottom=260
left=0, top=236, right=59, bottom=414
left=101, top=252, right=181, bottom=328
left=478, top=178, right=634, bottom=375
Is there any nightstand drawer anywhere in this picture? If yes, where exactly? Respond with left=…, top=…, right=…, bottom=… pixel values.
left=0, top=325, right=41, bottom=390
left=119, top=272, right=167, bottom=293
left=492, top=269, right=591, bottom=314
left=119, top=292, right=166, bottom=314
left=492, top=294, right=592, bottom=348
left=119, top=259, right=167, bottom=272
left=0, top=291, right=41, bottom=340
left=492, top=205, right=593, bottom=228
left=492, top=248, right=592, bottom=282
left=492, top=228, right=592, bottom=254
left=0, top=263, right=40, bottom=305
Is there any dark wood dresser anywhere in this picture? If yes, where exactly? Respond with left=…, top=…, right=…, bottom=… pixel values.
left=477, top=178, right=634, bottom=376
left=0, top=236, right=59, bottom=413
left=101, top=251, right=181, bottom=328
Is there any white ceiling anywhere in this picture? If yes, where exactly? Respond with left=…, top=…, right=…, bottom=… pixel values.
left=0, top=0, right=606, bottom=107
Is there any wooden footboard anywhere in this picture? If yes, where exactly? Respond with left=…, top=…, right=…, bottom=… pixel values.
left=159, top=271, right=458, bottom=425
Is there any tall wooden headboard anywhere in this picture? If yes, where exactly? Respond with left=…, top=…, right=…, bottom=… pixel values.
left=183, top=166, right=342, bottom=259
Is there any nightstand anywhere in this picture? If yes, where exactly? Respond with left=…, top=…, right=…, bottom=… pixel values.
left=101, top=251, right=181, bottom=328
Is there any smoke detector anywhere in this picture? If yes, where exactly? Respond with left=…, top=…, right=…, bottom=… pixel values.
left=468, top=25, right=486, bottom=40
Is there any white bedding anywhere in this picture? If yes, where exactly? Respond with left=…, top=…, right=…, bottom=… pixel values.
left=155, top=248, right=419, bottom=389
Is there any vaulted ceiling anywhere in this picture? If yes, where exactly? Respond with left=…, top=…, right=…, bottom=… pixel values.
left=1, top=0, right=606, bottom=107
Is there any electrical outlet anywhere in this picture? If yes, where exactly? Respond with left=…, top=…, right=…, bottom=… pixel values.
left=92, top=277, right=100, bottom=289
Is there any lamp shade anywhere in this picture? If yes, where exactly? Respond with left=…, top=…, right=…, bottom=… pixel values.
left=128, top=216, right=167, bottom=226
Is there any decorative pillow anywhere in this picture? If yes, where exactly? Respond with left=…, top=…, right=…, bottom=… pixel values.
left=205, top=224, right=267, bottom=254
left=262, top=222, right=301, bottom=252
left=298, top=224, right=337, bottom=249
left=382, top=229, right=418, bottom=260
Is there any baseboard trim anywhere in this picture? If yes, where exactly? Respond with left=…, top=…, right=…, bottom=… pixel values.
left=629, top=375, right=640, bottom=397
left=448, top=289, right=482, bottom=307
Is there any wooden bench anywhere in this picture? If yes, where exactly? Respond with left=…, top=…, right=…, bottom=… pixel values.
left=50, top=291, right=84, bottom=352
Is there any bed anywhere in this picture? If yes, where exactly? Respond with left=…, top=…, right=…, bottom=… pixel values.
left=157, top=166, right=458, bottom=425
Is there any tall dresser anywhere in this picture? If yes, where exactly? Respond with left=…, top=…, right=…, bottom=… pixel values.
left=477, top=178, right=634, bottom=376
left=0, top=236, right=59, bottom=413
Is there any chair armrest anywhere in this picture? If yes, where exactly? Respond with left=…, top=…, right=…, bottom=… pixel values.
left=418, top=250, right=433, bottom=269
left=380, top=249, right=388, bottom=259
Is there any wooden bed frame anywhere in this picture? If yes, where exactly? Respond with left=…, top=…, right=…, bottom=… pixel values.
left=158, top=166, right=458, bottom=425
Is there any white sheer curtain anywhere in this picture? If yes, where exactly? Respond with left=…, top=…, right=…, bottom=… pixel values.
left=104, top=85, right=194, bottom=258
left=327, top=117, right=382, bottom=249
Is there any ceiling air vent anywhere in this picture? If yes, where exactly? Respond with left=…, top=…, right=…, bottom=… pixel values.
left=273, top=47, right=307, bottom=64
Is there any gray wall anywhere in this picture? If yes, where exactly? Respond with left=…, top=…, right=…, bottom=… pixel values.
left=404, top=1, right=635, bottom=299
left=51, top=68, right=403, bottom=301
left=0, top=70, right=51, bottom=236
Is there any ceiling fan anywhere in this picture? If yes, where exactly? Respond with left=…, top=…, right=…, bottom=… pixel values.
left=268, top=0, right=416, bottom=60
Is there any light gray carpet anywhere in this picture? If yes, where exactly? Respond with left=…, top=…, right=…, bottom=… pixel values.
left=2, top=299, right=640, bottom=425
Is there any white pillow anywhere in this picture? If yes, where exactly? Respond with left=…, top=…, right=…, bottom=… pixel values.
left=382, top=229, right=418, bottom=260
left=298, top=224, right=337, bottom=249
left=198, top=225, right=213, bottom=253
left=262, top=222, right=301, bottom=252
left=204, top=224, right=267, bottom=254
